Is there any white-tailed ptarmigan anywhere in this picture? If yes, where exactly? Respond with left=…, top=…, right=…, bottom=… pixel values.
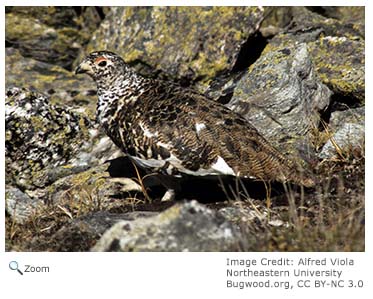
left=76, top=51, right=315, bottom=200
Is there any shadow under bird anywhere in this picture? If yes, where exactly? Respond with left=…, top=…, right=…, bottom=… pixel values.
left=75, top=51, right=315, bottom=201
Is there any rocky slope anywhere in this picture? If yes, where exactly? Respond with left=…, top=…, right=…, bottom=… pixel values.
left=5, top=6, right=364, bottom=252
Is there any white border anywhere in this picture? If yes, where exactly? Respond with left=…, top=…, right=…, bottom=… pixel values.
left=1, top=1, right=371, bottom=298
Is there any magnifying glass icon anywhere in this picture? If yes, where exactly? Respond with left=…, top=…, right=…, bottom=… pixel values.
left=9, top=261, right=23, bottom=275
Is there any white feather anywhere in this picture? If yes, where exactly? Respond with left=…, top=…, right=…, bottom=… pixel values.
left=195, top=122, right=206, bottom=135
left=166, top=154, right=236, bottom=177
left=139, top=122, right=157, bottom=138
left=156, top=141, right=171, bottom=149
left=130, top=156, right=165, bottom=168
left=210, top=156, right=236, bottom=176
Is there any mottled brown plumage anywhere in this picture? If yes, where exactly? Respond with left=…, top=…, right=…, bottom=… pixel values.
left=76, top=51, right=315, bottom=196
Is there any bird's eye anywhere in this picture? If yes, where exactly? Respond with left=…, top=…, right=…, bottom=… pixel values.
left=98, top=60, right=107, bottom=67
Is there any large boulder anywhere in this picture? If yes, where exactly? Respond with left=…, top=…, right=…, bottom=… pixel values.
left=5, top=87, right=120, bottom=190
left=6, top=48, right=97, bottom=112
left=5, top=6, right=102, bottom=70
left=92, top=200, right=246, bottom=251
left=226, top=43, right=331, bottom=160
left=268, top=7, right=364, bottom=102
left=208, top=7, right=365, bottom=163
left=84, top=7, right=265, bottom=84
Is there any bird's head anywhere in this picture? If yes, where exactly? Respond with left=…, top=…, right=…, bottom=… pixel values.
left=75, top=51, right=128, bottom=86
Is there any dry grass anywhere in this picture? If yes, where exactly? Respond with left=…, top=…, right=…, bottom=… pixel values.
left=232, top=153, right=365, bottom=252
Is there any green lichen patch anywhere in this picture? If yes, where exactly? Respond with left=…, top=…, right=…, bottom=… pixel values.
left=5, top=9, right=91, bottom=69
left=263, top=8, right=365, bottom=103
left=308, top=36, right=365, bottom=102
left=6, top=47, right=97, bottom=113
left=5, top=87, right=95, bottom=190
left=84, top=7, right=264, bottom=85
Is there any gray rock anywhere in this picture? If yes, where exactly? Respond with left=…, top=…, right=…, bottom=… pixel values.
left=303, top=7, right=365, bottom=36
left=226, top=43, right=331, bottom=159
left=6, top=87, right=90, bottom=189
left=268, top=7, right=365, bottom=102
left=83, top=7, right=264, bottom=85
left=218, top=205, right=263, bottom=223
left=212, top=8, right=364, bottom=163
left=35, top=162, right=143, bottom=205
left=5, top=87, right=120, bottom=190
left=279, top=7, right=364, bottom=41
left=5, top=186, right=44, bottom=224
left=5, top=7, right=98, bottom=69
left=308, top=36, right=365, bottom=102
left=6, top=47, right=97, bottom=113
left=35, top=211, right=156, bottom=251
left=259, top=7, right=294, bottom=38
left=92, top=200, right=245, bottom=251
left=320, top=108, right=365, bottom=159
left=260, top=7, right=364, bottom=40
left=217, top=202, right=286, bottom=228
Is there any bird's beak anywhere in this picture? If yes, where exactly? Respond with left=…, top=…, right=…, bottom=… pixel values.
left=75, top=61, right=93, bottom=75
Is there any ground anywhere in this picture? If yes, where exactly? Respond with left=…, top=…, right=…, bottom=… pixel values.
left=6, top=151, right=364, bottom=252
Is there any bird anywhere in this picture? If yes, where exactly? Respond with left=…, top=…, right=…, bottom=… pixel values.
left=75, top=50, right=315, bottom=201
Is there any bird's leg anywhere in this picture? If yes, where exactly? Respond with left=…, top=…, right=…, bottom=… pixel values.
left=142, top=174, right=181, bottom=201
left=160, top=174, right=182, bottom=201
left=141, top=173, right=181, bottom=201
left=161, top=189, right=176, bottom=202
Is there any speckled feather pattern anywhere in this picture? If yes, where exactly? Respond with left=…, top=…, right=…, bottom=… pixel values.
left=76, top=51, right=314, bottom=187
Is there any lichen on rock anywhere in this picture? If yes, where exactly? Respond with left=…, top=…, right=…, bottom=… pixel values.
left=6, top=47, right=97, bottom=112
left=267, top=7, right=365, bottom=103
left=84, top=7, right=264, bottom=85
left=6, top=87, right=95, bottom=190
left=226, top=42, right=331, bottom=162
left=92, top=200, right=245, bottom=252
left=308, top=36, right=365, bottom=102
left=6, top=8, right=87, bottom=69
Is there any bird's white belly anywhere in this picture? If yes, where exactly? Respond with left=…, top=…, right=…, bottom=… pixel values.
left=130, top=156, right=166, bottom=169
left=131, top=153, right=237, bottom=177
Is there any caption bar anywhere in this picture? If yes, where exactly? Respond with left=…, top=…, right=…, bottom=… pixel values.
left=225, top=257, right=364, bottom=290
